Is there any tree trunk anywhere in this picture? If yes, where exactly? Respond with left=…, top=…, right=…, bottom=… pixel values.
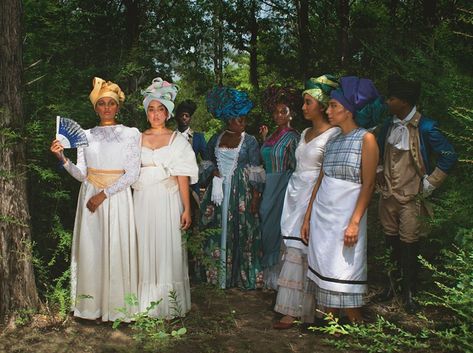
left=389, top=0, right=398, bottom=26
left=124, top=0, right=140, bottom=51
left=213, top=0, right=224, bottom=85
left=337, top=0, right=350, bottom=68
left=422, top=0, right=438, bottom=27
left=295, top=0, right=309, bottom=79
left=0, top=0, right=39, bottom=320
left=249, top=0, right=259, bottom=90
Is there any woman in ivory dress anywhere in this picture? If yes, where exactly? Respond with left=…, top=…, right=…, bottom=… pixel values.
left=301, top=76, right=381, bottom=323
left=132, top=78, right=198, bottom=318
left=50, top=77, right=141, bottom=322
left=200, top=86, right=265, bottom=290
left=273, top=75, right=340, bottom=329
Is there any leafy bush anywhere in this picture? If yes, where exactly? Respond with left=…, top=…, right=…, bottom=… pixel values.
left=113, top=292, right=188, bottom=351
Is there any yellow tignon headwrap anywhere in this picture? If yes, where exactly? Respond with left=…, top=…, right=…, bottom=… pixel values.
left=89, top=77, right=125, bottom=107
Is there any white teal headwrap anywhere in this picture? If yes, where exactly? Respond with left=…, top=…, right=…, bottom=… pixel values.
left=142, top=77, right=179, bottom=120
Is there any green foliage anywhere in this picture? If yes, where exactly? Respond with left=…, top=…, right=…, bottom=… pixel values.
left=314, top=315, right=429, bottom=353
left=44, top=268, right=72, bottom=320
left=13, top=308, right=36, bottom=327
left=184, top=227, right=223, bottom=283
left=308, top=312, right=350, bottom=336
left=113, top=292, right=187, bottom=351
left=420, top=245, right=473, bottom=352
left=0, top=127, right=23, bottom=148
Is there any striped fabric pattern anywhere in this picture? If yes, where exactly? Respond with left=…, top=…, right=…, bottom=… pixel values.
left=261, top=130, right=299, bottom=174
left=323, top=127, right=367, bottom=184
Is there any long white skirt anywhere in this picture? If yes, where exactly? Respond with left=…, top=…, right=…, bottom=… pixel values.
left=274, top=247, right=315, bottom=321
left=307, top=176, right=367, bottom=296
left=134, top=177, right=191, bottom=319
left=71, top=183, right=138, bottom=322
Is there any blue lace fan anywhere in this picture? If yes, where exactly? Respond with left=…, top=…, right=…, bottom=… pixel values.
left=56, top=116, right=88, bottom=148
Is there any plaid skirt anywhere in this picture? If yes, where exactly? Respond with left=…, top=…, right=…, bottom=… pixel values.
left=305, top=279, right=365, bottom=308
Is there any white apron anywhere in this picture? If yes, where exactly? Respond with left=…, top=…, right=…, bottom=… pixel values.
left=307, top=175, right=367, bottom=294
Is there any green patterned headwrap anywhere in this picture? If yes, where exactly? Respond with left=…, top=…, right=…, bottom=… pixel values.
left=302, top=74, right=339, bottom=107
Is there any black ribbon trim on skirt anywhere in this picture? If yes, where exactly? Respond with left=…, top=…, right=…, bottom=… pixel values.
left=282, top=236, right=308, bottom=246
left=308, top=265, right=368, bottom=285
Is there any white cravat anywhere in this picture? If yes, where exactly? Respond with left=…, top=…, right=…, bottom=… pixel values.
left=387, top=106, right=416, bottom=150
left=180, top=127, right=193, bottom=142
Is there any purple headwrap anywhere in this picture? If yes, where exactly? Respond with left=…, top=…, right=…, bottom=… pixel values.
left=330, top=76, right=379, bottom=114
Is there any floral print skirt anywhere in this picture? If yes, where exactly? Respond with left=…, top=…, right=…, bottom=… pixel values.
left=200, top=168, right=263, bottom=289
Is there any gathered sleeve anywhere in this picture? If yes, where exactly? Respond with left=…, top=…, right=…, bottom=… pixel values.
left=245, top=134, right=265, bottom=191
left=168, top=136, right=199, bottom=184
left=63, top=147, right=87, bottom=182
left=103, top=129, right=141, bottom=197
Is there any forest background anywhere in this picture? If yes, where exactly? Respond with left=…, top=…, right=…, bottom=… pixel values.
left=1, top=0, right=473, bottom=352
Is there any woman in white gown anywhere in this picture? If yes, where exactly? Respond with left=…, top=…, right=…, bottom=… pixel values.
left=273, top=75, right=340, bottom=329
left=133, top=78, right=198, bottom=318
left=50, top=77, right=141, bottom=322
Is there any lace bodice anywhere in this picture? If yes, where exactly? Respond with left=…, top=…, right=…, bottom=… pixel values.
left=63, top=124, right=141, bottom=197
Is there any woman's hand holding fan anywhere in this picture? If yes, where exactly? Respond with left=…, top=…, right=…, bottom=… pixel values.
left=56, top=116, right=88, bottom=149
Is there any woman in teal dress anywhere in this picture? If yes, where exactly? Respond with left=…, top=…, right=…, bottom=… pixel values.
left=259, top=86, right=300, bottom=289
left=200, top=86, right=265, bottom=290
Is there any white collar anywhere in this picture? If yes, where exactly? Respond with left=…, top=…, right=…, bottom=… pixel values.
left=393, top=106, right=416, bottom=124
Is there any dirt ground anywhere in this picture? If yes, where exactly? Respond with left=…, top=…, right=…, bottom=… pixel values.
left=0, top=283, right=432, bottom=353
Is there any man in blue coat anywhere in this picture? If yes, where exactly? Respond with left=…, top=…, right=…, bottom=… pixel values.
left=376, top=75, right=457, bottom=313
left=175, top=99, right=208, bottom=198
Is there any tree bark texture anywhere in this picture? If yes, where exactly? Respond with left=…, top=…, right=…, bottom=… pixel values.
left=422, top=0, right=438, bottom=27
left=249, top=0, right=259, bottom=90
left=295, top=0, right=309, bottom=79
left=0, top=0, right=39, bottom=319
left=213, top=0, right=224, bottom=85
left=124, top=0, right=141, bottom=51
left=337, top=0, right=350, bottom=68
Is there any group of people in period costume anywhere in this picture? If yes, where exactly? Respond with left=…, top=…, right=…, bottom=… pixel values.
left=50, top=73, right=457, bottom=327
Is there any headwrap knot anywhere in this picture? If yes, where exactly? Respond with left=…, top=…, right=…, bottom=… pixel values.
left=302, top=74, right=339, bottom=107
left=142, top=77, right=179, bottom=120
left=206, top=86, right=253, bottom=121
left=89, top=77, right=125, bottom=107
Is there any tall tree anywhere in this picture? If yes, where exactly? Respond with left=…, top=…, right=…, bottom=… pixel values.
left=337, top=0, right=350, bottom=68
left=248, top=0, right=259, bottom=90
left=0, top=0, right=39, bottom=319
left=212, top=0, right=225, bottom=85
left=295, top=0, right=310, bottom=79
